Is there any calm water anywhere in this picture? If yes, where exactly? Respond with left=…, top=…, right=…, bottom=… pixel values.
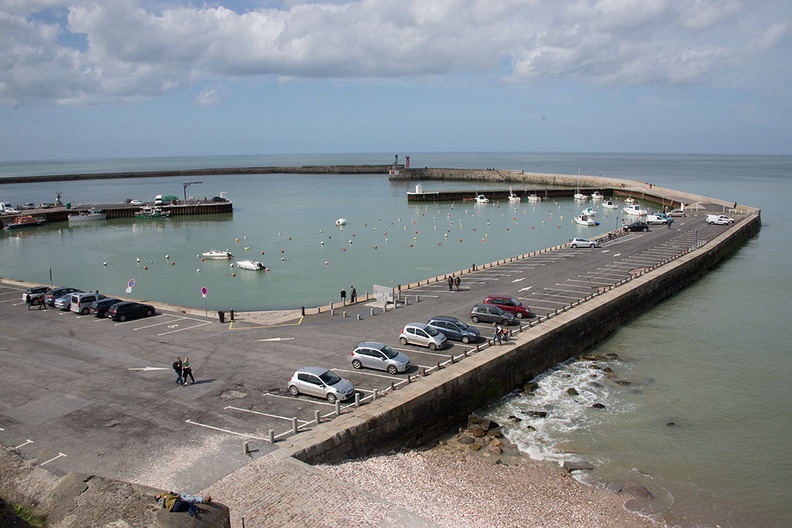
left=2, top=153, right=790, bottom=527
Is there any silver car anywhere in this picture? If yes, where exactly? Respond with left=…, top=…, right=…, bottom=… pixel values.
left=399, top=322, right=448, bottom=350
left=53, top=293, right=75, bottom=310
left=287, top=367, right=355, bottom=403
left=350, top=342, right=410, bottom=374
left=569, top=237, right=600, bottom=248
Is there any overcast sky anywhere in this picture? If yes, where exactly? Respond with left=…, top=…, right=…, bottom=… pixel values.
left=1, top=0, right=790, bottom=161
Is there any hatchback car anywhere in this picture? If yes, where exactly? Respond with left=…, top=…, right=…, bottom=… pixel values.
left=53, top=293, right=76, bottom=310
left=482, top=296, right=533, bottom=319
left=350, top=342, right=410, bottom=374
left=70, top=292, right=106, bottom=314
left=622, top=221, right=649, bottom=232
left=44, top=287, right=82, bottom=307
left=399, top=322, right=448, bottom=350
left=23, top=286, right=50, bottom=305
left=106, top=301, right=155, bottom=321
left=427, top=316, right=481, bottom=344
left=287, top=367, right=355, bottom=403
left=568, top=237, right=600, bottom=248
left=469, top=304, right=516, bottom=325
left=89, top=297, right=121, bottom=317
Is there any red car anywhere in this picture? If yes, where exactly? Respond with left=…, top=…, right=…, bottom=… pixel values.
left=482, top=295, right=534, bottom=319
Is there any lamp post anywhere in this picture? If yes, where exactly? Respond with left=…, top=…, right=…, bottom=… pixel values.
left=183, top=181, right=202, bottom=203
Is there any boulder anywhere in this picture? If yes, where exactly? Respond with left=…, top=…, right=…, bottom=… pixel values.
left=591, top=402, right=606, bottom=409
left=469, top=427, right=487, bottom=437
left=566, top=387, right=579, bottom=396
left=486, top=444, right=503, bottom=455
left=563, top=460, right=594, bottom=472
left=466, top=415, right=491, bottom=431
left=468, top=444, right=482, bottom=451
left=457, top=436, right=475, bottom=445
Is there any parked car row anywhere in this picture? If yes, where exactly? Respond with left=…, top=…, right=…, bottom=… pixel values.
left=23, top=285, right=155, bottom=321
left=289, top=296, right=535, bottom=403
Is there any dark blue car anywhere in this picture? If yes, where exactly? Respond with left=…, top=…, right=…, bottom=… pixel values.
left=427, top=316, right=481, bottom=344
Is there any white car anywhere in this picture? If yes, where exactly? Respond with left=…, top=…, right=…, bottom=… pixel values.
left=129, top=199, right=144, bottom=206
left=706, top=214, right=735, bottom=225
left=646, top=213, right=673, bottom=225
left=399, top=322, right=448, bottom=350
left=569, top=237, right=600, bottom=248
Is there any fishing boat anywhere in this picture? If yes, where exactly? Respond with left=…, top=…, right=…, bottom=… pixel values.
left=574, top=214, right=599, bottom=226
left=335, top=218, right=347, bottom=226
left=201, top=249, right=233, bottom=259
left=68, top=208, right=107, bottom=223
left=591, top=191, right=604, bottom=200
left=3, top=215, right=46, bottom=229
left=624, top=197, right=636, bottom=204
left=475, top=194, right=489, bottom=204
left=622, top=204, right=648, bottom=216
left=527, top=194, right=541, bottom=203
left=602, top=200, right=618, bottom=209
left=236, top=260, right=267, bottom=271
left=507, top=189, right=521, bottom=203
left=135, top=206, right=170, bottom=219
left=580, top=207, right=597, bottom=217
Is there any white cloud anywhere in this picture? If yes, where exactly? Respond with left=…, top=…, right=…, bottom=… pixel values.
left=0, top=0, right=789, bottom=105
left=195, top=83, right=224, bottom=106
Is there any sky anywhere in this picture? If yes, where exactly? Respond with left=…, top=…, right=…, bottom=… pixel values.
left=0, top=0, right=790, bottom=161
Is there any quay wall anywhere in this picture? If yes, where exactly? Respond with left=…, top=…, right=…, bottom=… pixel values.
left=279, top=212, right=761, bottom=464
left=1, top=201, right=233, bottom=224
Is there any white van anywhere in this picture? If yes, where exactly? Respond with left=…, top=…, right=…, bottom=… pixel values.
left=70, top=292, right=106, bottom=315
left=706, top=214, right=735, bottom=225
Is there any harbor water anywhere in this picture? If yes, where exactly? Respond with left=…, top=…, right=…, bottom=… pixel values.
left=1, top=152, right=790, bottom=527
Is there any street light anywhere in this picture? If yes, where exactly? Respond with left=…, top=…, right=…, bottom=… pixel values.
left=183, top=181, right=203, bottom=202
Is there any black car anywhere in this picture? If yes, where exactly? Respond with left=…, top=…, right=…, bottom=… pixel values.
left=622, top=221, right=649, bottom=232
left=89, top=297, right=121, bottom=317
left=43, top=287, right=82, bottom=306
left=427, top=316, right=481, bottom=344
left=106, top=301, right=155, bottom=321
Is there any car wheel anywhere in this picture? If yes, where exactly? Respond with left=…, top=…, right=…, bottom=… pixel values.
left=571, top=244, right=578, bottom=248
left=145, top=309, right=153, bottom=317
left=643, top=227, right=648, bottom=231
left=288, top=385, right=299, bottom=396
left=326, top=393, right=337, bottom=403
left=471, top=316, right=480, bottom=323
left=351, top=359, right=363, bottom=369
left=387, top=365, right=398, bottom=375
left=461, top=336, right=470, bottom=344
left=399, top=337, right=408, bottom=345
left=516, top=312, right=523, bottom=319
left=119, top=314, right=127, bottom=322
left=590, top=243, right=596, bottom=248
left=502, top=319, right=510, bottom=325
left=428, top=342, right=437, bottom=351
left=81, top=307, right=89, bottom=315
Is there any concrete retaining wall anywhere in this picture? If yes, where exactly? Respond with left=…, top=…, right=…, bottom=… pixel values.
left=282, top=213, right=760, bottom=464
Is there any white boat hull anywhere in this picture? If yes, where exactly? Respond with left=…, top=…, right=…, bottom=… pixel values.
left=202, top=250, right=233, bottom=259
left=236, top=260, right=266, bottom=270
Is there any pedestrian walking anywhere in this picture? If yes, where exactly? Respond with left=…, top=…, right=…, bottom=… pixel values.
left=25, top=293, right=32, bottom=310
left=38, top=294, right=46, bottom=310
left=454, top=276, right=461, bottom=292
left=350, top=286, right=357, bottom=303
left=172, top=357, right=183, bottom=386
left=182, top=357, right=195, bottom=385
left=340, top=288, right=347, bottom=305
left=448, top=276, right=453, bottom=291
left=493, top=322, right=503, bottom=345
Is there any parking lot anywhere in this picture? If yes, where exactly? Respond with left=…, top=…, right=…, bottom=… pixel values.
left=0, top=206, right=736, bottom=491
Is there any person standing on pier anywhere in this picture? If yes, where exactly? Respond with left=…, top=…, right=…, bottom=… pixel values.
left=340, top=288, right=347, bottom=305
left=493, top=322, right=503, bottom=345
left=350, top=286, right=357, bottom=303
left=448, top=276, right=454, bottom=291
left=454, top=276, right=461, bottom=292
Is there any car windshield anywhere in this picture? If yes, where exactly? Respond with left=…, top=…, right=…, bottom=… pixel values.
left=381, top=345, right=399, bottom=359
left=424, top=325, right=440, bottom=336
left=453, top=320, right=470, bottom=330
left=319, top=370, right=342, bottom=386
left=509, top=297, right=522, bottom=306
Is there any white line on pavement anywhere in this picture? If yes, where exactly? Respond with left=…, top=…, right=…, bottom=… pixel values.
left=185, top=419, right=270, bottom=440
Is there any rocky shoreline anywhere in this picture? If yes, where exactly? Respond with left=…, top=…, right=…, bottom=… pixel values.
left=320, top=415, right=662, bottom=528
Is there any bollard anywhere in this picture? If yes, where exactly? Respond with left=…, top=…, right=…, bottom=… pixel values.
left=343, top=311, right=347, bottom=318
left=372, top=388, right=378, bottom=400
left=405, top=297, right=409, bottom=305
left=334, top=399, right=341, bottom=416
left=450, top=355, right=455, bottom=364
left=391, top=382, right=395, bottom=391
left=370, top=308, right=375, bottom=316
left=218, top=310, right=225, bottom=323
left=331, top=308, right=335, bottom=316
left=230, top=309, right=235, bottom=321
left=330, top=302, right=334, bottom=310
left=243, top=441, right=249, bottom=455
left=268, top=429, right=275, bottom=444
left=357, top=313, right=362, bottom=320
left=407, top=374, right=411, bottom=383
left=314, top=410, right=321, bottom=426
left=301, top=306, right=305, bottom=316
left=292, top=417, right=298, bottom=434
left=416, top=295, right=420, bottom=302
left=354, top=392, right=361, bottom=407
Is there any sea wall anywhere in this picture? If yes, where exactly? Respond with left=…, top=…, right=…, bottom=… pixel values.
left=279, top=212, right=760, bottom=464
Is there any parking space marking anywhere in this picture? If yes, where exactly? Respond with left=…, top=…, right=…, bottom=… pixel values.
left=157, top=321, right=214, bottom=336
left=518, top=286, right=533, bottom=292
left=333, top=368, right=402, bottom=381
left=224, top=405, right=310, bottom=425
left=14, top=439, right=33, bottom=450
left=512, top=278, right=526, bottom=283
left=258, top=337, right=295, bottom=342
left=185, top=419, right=270, bottom=440
left=228, top=315, right=304, bottom=330
left=40, top=453, right=67, bottom=466
left=128, top=367, right=169, bottom=371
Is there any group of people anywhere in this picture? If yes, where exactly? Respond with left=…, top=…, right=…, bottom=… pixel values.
left=172, top=356, right=195, bottom=386
left=447, top=276, right=461, bottom=291
left=155, top=491, right=211, bottom=517
left=339, top=285, right=357, bottom=305
left=24, top=293, right=46, bottom=310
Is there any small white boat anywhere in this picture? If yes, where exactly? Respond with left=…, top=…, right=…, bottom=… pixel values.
left=507, top=189, right=520, bottom=203
left=236, top=260, right=267, bottom=271
left=475, top=194, right=489, bottom=204
left=135, top=206, right=170, bottom=218
left=527, top=194, right=541, bottom=203
left=591, top=191, right=604, bottom=200
left=602, top=200, right=618, bottom=209
left=574, top=214, right=599, bottom=226
left=201, top=249, right=233, bottom=259
left=574, top=192, right=588, bottom=201
left=580, top=207, right=597, bottom=217
left=335, top=218, right=347, bottom=226
left=622, top=204, right=648, bottom=216
left=68, top=208, right=107, bottom=223
left=624, top=197, right=636, bottom=204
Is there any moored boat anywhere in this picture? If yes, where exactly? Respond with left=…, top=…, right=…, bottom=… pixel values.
left=580, top=207, right=597, bottom=217
left=507, top=188, right=521, bottom=203
left=591, top=191, right=604, bottom=200
left=622, top=204, right=648, bottom=216
left=236, top=260, right=267, bottom=271
left=335, top=218, right=347, bottom=226
left=135, top=206, right=170, bottom=218
left=201, top=249, right=233, bottom=259
left=3, top=215, right=46, bottom=229
left=602, top=200, right=618, bottom=209
left=574, top=214, right=599, bottom=226
left=527, top=194, right=541, bottom=203
left=573, top=192, right=588, bottom=200
left=475, top=194, right=489, bottom=204
left=68, top=208, right=107, bottom=223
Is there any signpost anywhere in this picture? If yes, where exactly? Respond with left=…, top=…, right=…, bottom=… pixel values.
left=125, top=278, right=135, bottom=298
left=201, top=287, right=208, bottom=316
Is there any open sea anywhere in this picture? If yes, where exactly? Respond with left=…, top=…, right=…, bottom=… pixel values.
left=1, top=152, right=790, bottom=527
